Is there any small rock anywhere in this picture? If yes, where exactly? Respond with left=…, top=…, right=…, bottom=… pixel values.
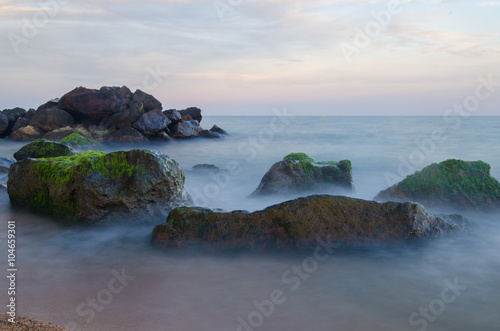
left=107, top=126, right=149, bottom=143
left=13, top=139, right=76, bottom=161
left=10, top=125, right=45, bottom=141
left=43, top=126, right=75, bottom=141
left=179, top=107, right=202, bottom=123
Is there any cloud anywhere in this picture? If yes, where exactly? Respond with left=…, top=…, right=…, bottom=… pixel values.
left=479, top=1, right=500, bottom=6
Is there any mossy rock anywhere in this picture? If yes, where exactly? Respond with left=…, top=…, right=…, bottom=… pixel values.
left=375, top=159, right=500, bottom=211
left=60, top=132, right=100, bottom=148
left=7, top=149, right=192, bottom=223
left=152, top=195, right=469, bottom=250
left=252, top=153, right=353, bottom=196
left=13, top=139, right=76, bottom=161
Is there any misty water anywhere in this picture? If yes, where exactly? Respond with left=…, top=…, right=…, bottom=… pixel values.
left=1, top=116, right=500, bottom=331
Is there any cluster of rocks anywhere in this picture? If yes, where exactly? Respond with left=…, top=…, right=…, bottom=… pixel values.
left=0, top=86, right=227, bottom=143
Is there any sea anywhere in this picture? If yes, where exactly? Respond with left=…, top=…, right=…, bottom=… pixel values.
left=0, top=116, right=499, bottom=331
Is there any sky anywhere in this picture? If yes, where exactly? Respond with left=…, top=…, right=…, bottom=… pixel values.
left=0, top=0, right=499, bottom=116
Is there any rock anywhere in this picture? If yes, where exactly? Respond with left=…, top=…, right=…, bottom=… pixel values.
left=0, top=113, right=9, bottom=137
left=12, top=117, right=30, bottom=132
left=37, top=99, right=59, bottom=112
left=193, top=164, right=220, bottom=170
left=43, top=126, right=75, bottom=141
left=107, top=126, right=149, bottom=143
left=58, top=86, right=128, bottom=122
left=252, top=153, right=354, bottom=196
left=181, top=114, right=193, bottom=121
left=88, top=125, right=110, bottom=143
left=60, top=133, right=100, bottom=148
left=132, top=109, right=171, bottom=136
left=169, top=120, right=202, bottom=138
left=210, top=125, right=228, bottom=135
left=375, top=159, right=500, bottom=211
left=115, top=85, right=133, bottom=103
left=199, top=130, right=221, bottom=138
left=30, top=107, right=75, bottom=132
left=10, top=125, right=45, bottom=141
left=163, top=109, right=182, bottom=123
left=131, top=89, right=162, bottom=112
left=13, top=139, right=76, bottom=161
left=8, top=150, right=192, bottom=223
left=3, top=107, right=27, bottom=125
left=25, top=108, right=36, bottom=121
left=72, top=124, right=93, bottom=139
left=150, top=131, right=173, bottom=142
left=179, top=107, right=202, bottom=123
left=151, top=195, right=469, bottom=250
left=109, top=112, right=133, bottom=129
left=125, top=98, right=145, bottom=123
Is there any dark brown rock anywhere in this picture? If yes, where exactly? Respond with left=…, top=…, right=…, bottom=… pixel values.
left=30, top=107, right=74, bottom=132
left=12, top=117, right=30, bottom=132
left=58, top=86, right=128, bottom=122
left=132, top=109, right=171, bottom=136
left=10, top=126, right=45, bottom=141
left=179, top=107, right=202, bottom=123
left=169, top=120, right=202, bottom=138
left=131, top=89, right=162, bottom=112
left=210, top=125, right=228, bottom=135
left=107, top=126, right=149, bottom=143
left=152, top=195, right=469, bottom=250
left=43, top=126, right=75, bottom=141
left=0, top=113, right=9, bottom=137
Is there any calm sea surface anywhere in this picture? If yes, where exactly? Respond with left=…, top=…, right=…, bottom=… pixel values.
left=0, top=116, right=499, bottom=330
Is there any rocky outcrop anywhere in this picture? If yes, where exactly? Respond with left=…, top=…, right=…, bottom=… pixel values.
left=8, top=150, right=192, bottom=223
left=252, top=153, right=353, bottom=196
left=375, top=159, right=500, bottom=211
left=60, top=133, right=100, bottom=148
left=152, top=195, right=469, bottom=250
left=2, top=85, right=228, bottom=143
left=13, top=139, right=75, bottom=161
left=30, top=107, right=74, bottom=132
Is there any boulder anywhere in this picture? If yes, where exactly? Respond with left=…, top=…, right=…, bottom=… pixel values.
left=163, top=109, right=182, bottom=124
left=0, top=113, right=9, bottom=137
left=192, top=164, right=220, bottom=170
left=179, top=107, right=202, bottom=123
left=12, top=117, right=30, bottom=132
left=252, top=153, right=353, bottom=196
left=43, top=126, right=75, bottom=141
left=0, top=158, right=14, bottom=175
left=60, top=133, right=100, bottom=148
left=10, top=126, right=45, bottom=141
left=131, top=89, right=162, bottom=112
left=37, top=99, right=59, bottom=112
left=30, top=107, right=75, bottom=132
left=3, top=107, right=26, bottom=126
left=25, top=108, right=36, bottom=121
left=107, top=126, right=149, bottom=143
left=199, top=130, right=221, bottom=138
left=58, top=86, right=128, bottom=122
left=210, top=125, right=228, bottom=135
left=13, top=139, right=76, bottom=161
left=72, top=124, right=94, bottom=139
left=169, top=120, right=202, bottom=138
left=181, top=114, right=193, bottom=121
left=375, top=159, right=500, bottom=211
left=151, top=195, right=469, bottom=250
left=132, top=109, right=171, bottom=136
left=8, top=150, right=192, bottom=223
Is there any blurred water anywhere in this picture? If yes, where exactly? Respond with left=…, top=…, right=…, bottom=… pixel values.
left=0, top=116, right=499, bottom=331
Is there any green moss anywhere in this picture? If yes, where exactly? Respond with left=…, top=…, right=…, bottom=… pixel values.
left=61, top=133, right=99, bottom=147
left=284, top=152, right=315, bottom=164
left=398, top=159, right=500, bottom=200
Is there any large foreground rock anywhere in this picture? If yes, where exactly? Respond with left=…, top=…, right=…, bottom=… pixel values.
left=8, top=150, right=192, bottom=223
left=152, top=195, right=469, bottom=250
left=375, top=159, right=500, bottom=211
left=252, top=153, right=353, bottom=196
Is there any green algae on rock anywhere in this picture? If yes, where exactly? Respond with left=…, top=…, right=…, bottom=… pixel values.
left=7, top=150, right=192, bottom=223
left=375, top=159, right=500, bottom=211
left=152, top=195, right=469, bottom=250
left=251, top=152, right=353, bottom=196
left=60, top=132, right=100, bottom=148
left=13, top=139, right=76, bottom=161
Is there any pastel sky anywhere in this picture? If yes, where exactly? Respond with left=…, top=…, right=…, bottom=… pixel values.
left=0, top=0, right=499, bottom=115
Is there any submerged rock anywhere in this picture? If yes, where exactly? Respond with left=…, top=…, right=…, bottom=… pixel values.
left=13, top=139, right=76, bottom=161
left=152, top=195, right=469, bottom=250
left=252, top=153, right=353, bottom=196
left=375, top=159, right=500, bottom=211
left=7, top=150, right=191, bottom=223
